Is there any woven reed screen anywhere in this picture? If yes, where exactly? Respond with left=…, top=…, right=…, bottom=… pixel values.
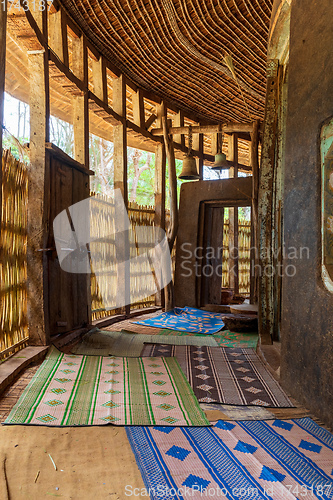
left=222, top=220, right=251, bottom=296
left=91, top=197, right=163, bottom=321
left=0, top=150, right=28, bottom=360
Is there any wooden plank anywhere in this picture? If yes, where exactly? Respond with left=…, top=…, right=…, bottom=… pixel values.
left=151, top=123, right=253, bottom=136
left=71, top=35, right=87, bottom=82
left=92, top=56, right=107, bottom=103
left=71, top=35, right=89, bottom=167
left=72, top=167, right=90, bottom=327
left=0, top=347, right=48, bottom=396
left=72, top=94, right=89, bottom=166
left=154, top=104, right=166, bottom=307
left=113, top=74, right=130, bottom=315
left=48, top=9, right=69, bottom=67
left=193, top=126, right=204, bottom=179
left=113, top=74, right=127, bottom=202
left=45, top=143, right=94, bottom=175
left=132, top=88, right=145, bottom=129
left=258, top=60, right=280, bottom=345
left=145, top=113, right=157, bottom=129
left=27, top=39, right=50, bottom=345
left=155, top=105, right=166, bottom=230
left=173, top=110, right=185, bottom=148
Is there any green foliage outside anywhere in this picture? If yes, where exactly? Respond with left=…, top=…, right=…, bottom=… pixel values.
left=3, top=93, right=251, bottom=219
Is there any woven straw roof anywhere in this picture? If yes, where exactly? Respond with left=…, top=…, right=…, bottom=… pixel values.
left=60, top=0, right=272, bottom=123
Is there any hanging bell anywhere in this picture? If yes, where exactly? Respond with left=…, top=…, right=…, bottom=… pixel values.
left=178, top=154, right=200, bottom=180
left=211, top=152, right=228, bottom=170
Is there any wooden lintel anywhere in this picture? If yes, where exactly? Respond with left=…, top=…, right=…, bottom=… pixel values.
left=49, top=49, right=85, bottom=92
left=151, top=123, right=253, bottom=136
left=88, top=92, right=124, bottom=125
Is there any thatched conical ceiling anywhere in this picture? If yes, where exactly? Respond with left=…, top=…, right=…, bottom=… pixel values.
left=60, top=0, right=272, bottom=123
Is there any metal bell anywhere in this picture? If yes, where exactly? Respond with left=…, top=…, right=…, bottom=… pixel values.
left=178, top=154, right=200, bottom=180
left=211, top=152, right=228, bottom=170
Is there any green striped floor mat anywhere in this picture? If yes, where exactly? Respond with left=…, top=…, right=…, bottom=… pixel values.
left=158, top=328, right=259, bottom=349
left=4, top=346, right=210, bottom=427
left=71, top=328, right=218, bottom=357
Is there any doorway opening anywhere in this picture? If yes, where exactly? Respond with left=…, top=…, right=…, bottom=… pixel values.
left=197, top=201, right=252, bottom=308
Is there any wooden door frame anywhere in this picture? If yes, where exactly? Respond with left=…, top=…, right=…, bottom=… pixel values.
left=196, top=199, right=251, bottom=307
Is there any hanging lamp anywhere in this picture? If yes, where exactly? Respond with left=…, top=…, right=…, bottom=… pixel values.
left=178, top=125, right=200, bottom=180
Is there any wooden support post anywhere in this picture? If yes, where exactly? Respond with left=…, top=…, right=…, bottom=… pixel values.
left=71, top=36, right=90, bottom=325
left=113, top=74, right=127, bottom=202
left=211, top=133, right=218, bottom=155
left=154, top=104, right=166, bottom=306
left=155, top=104, right=166, bottom=231
left=174, top=111, right=185, bottom=148
left=27, top=9, right=50, bottom=345
left=113, top=74, right=129, bottom=314
left=250, top=119, right=260, bottom=304
left=193, top=126, right=204, bottom=179
left=0, top=0, right=7, bottom=235
left=258, top=60, right=280, bottom=345
left=71, top=36, right=89, bottom=167
left=48, top=9, right=69, bottom=67
left=92, top=56, right=107, bottom=103
left=162, top=103, right=178, bottom=311
left=228, top=133, right=239, bottom=295
left=132, top=88, right=145, bottom=129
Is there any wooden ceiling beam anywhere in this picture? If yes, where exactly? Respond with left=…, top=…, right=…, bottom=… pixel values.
left=150, top=123, right=254, bottom=136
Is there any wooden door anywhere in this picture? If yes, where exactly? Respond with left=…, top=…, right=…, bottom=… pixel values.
left=199, top=204, right=224, bottom=306
left=45, top=147, right=90, bottom=336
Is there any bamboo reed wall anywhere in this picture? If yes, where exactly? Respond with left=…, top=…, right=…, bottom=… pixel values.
left=222, top=219, right=251, bottom=295
left=91, top=195, right=251, bottom=321
left=0, top=150, right=28, bottom=361
left=91, top=197, right=161, bottom=321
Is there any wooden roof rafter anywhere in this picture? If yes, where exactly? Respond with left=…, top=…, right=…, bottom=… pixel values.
left=5, top=2, right=261, bottom=169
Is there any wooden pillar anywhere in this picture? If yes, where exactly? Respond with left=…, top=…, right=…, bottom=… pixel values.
left=132, top=88, right=145, bottom=129
left=258, top=60, right=280, bottom=345
left=113, top=74, right=127, bottom=202
left=72, top=37, right=89, bottom=167
left=155, top=104, right=166, bottom=231
left=0, top=0, right=7, bottom=235
left=211, top=133, right=218, bottom=155
left=154, top=104, right=166, bottom=306
left=27, top=9, right=50, bottom=345
left=174, top=110, right=185, bottom=148
left=71, top=36, right=90, bottom=325
left=228, top=133, right=239, bottom=295
left=193, top=125, right=204, bottom=179
left=48, top=9, right=69, bottom=66
left=92, top=56, right=107, bottom=103
left=113, top=74, right=129, bottom=314
left=250, top=120, right=260, bottom=304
